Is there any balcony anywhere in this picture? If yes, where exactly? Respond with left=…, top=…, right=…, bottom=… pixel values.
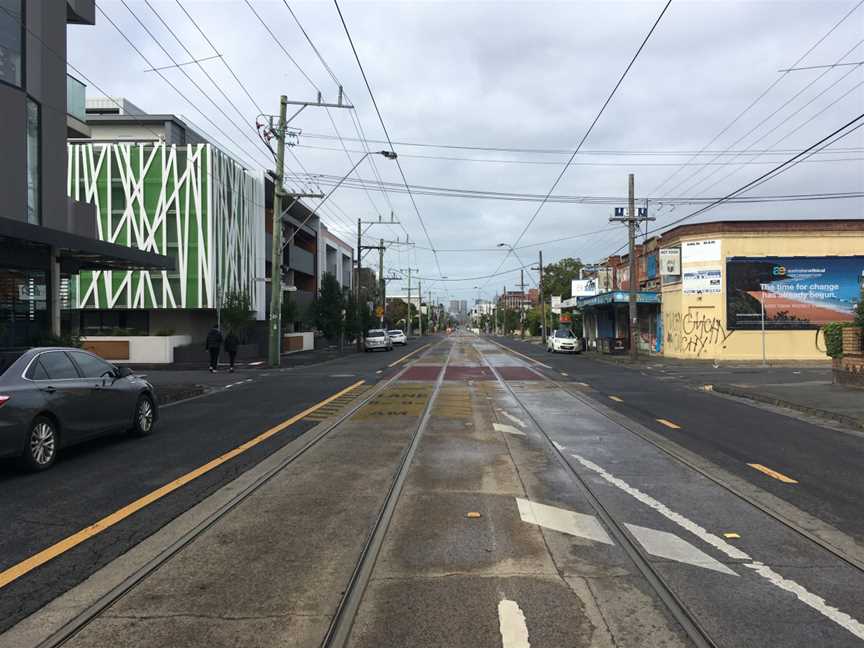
left=288, top=244, right=315, bottom=276
left=66, top=74, right=90, bottom=138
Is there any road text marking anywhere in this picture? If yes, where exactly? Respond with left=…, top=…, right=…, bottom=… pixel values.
left=0, top=380, right=367, bottom=591
left=656, top=418, right=681, bottom=429
left=498, top=599, right=530, bottom=648
left=747, top=463, right=798, bottom=484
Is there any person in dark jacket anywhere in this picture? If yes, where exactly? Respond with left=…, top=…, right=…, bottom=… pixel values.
left=224, top=330, right=240, bottom=373
left=205, top=324, right=223, bottom=373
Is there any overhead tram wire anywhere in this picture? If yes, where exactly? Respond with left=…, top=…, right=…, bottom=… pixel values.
left=333, top=0, right=444, bottom=278
left=605, top=111, right=864, bottom=257
left=244, top=0, right=403, bottom=243
left=483, top=0, right=673, bottom=289
left=648, top=0, right=864, bottom=198
left=118, top=0, right=277, bottom=167
left=96, top=4, right=270, bottom=171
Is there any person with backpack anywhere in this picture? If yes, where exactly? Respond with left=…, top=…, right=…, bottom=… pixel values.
left=205, top=323, right=223, bottom=373
left=224, top=330, right=240, bottom=373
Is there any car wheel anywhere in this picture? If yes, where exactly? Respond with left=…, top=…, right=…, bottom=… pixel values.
left=130, top=394, right=155, bottom=437
left=20, top=416, right=58, bottom=471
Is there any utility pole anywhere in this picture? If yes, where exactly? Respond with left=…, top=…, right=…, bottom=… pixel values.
left=379, top=238, right=385, bottom=328
left=356, top=219, right=362, bottom=351
left=539, top=250, right=547, bottom=344
left=610, top=174, right=654, bottom=361
left=418, top=279, right=423, bottom=336
left=503, top=285, right=507, bottom=335
left=406, top=267, right=412, bottom=337
left=268, top=96, right=288, bottom=368
left=519, top=268, right=526, bottom=339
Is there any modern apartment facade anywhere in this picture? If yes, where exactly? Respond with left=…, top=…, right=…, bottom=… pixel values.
left=68, top=102, right=265, bottom=341
left=0, top=1, right=170, bottom=348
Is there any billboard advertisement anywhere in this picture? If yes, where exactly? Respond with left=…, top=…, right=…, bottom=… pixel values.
left=572, top=278, right=599, bottom=298
left=551, top=295, right=561, bottom=314
left=683, top=269, right=722, bottom=294
left=682, top=239, right=720, bottom=264
left=659, top=248, right=681, bottom=276
left=726, top=256, right=864, bottom=330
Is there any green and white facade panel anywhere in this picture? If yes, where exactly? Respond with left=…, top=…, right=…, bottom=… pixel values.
left=67, top=142, right=265, bottom=319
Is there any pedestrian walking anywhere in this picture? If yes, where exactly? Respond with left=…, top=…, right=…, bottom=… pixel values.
left=224, top=330, right=240, bottom=373
left=205, top=323, right=223, bottom=373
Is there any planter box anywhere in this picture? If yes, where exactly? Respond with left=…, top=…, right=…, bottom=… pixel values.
left=283, top=332, right=314, bottom=353
left=81, top=335, right=192, bottom=364
left=842, top=327, right=863, bottom=356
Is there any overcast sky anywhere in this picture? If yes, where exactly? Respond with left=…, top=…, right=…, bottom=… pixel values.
left=68, top=0, right=864, bottom=302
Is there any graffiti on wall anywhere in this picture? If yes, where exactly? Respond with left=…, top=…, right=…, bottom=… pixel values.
left=666, top=310, right=734, bottom=357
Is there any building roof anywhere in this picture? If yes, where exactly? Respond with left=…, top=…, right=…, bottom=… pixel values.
left=660, top=219, right=864, bottom=242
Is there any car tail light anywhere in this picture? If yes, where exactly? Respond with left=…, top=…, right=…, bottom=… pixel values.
left=0, top=395, right=10, bottom=408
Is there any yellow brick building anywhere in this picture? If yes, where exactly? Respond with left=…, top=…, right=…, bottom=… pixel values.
left=658, top=220, right=864, bottom=361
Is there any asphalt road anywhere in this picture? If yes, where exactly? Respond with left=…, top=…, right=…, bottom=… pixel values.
left=0, top=338, right=428, bottom=634
left=491, top=336, right=864, bottom=544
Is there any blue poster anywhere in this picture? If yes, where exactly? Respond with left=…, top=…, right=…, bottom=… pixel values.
left=726, top=256, right=864, bottom=330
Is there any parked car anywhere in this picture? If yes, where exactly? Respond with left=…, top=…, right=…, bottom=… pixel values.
left=388, top=329, right=408, bottom=345
left=364, top=329, right=394, bottom=352
left=0, top=348, right=158, bottom=471
left=547, top=329, right=581, bottom=353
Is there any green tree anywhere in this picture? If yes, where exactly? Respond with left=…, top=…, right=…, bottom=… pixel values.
left=312, top=273, right=345, bottom=340
left=221, top=290, right=254, bottom=338
left=386, top=298, right=409, bottom=329
left=542, top=257, right=584, bottom=299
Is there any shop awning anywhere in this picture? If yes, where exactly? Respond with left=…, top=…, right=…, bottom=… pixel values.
left=577, top=291, right=661, bottom=308
left=0, top=217, right=175, bottom=272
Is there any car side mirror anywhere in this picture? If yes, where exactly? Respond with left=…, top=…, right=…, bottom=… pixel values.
left=114, top=366, right=134, bottom=378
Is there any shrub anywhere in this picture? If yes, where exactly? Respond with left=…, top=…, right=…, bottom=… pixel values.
left=155, top=328, right=176, bottom=336
left=822, top=321, right=849, bottom=358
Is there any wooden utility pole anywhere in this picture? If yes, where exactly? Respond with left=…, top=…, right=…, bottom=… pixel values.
left=379, top=238, right=385, bottom=328
left=539, top=250, right=547, bottom=344
left=268, top=96, right=288, bottom=367
left=418, top=279, right=423, bottom=336
left=356, top=219, right=362, bottom=350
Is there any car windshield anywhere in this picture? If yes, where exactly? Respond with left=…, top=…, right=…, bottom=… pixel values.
left=367, top=330, right=386, bottom=338
left=556, top=330, right=575, bottom=338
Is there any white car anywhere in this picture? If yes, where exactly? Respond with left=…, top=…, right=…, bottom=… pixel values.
left=364, top=329, right=394, bottom=352
left=388, top=329, right=407, bottom=345
left=547, top=329, right=581, bottom=353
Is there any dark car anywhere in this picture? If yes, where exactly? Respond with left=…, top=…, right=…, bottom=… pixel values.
left=0, top=348, right=158, bottom=471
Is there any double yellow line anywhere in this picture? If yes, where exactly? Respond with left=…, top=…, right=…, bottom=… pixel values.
left=0, top=380, right=366, bottom=590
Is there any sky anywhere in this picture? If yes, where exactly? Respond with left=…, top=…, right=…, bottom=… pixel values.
left=68, top=0, right=864, bottom=303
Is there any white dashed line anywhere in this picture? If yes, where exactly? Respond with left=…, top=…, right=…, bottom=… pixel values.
left=498, top=599, right=531, bottom=648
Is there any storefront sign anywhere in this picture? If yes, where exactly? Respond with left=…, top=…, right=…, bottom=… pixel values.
left=726, top=256, right=864, bottom=330
left=551, top=295, right=562, bottom=314
left=682, top=239, right=720, bottom=264
left=18, top=285, right=47, bottom=301
left=683, top=269, right=722, bottom=294
left=571, top=279, right=599, bottom=298
left=659, top=248, right=681, bottom=276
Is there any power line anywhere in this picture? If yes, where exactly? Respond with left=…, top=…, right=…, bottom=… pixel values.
left=486, top=0, right=673, bottom=288
left=333, top=0, right=444, bottom=277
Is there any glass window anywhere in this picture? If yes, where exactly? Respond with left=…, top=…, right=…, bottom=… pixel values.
left=69, top=351, right=113, bottom=379
left=25, top=358, right=48, bottom=380
left=0, top=0, right=22, bottom=87
left=39, top=352, right=80, bottom=380
left=27, top=99, right=39, bottom=224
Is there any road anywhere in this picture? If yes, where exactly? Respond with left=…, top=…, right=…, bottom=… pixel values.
left=491, top=336, right=864, bottom=545
left=0, top=338, right=429, bottom=633
left=2, top=333, right=864, bottom=647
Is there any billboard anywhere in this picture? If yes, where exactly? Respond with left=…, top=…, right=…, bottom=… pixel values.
left=572, top=278, right=599, bottom=298
left=682, top=239, right=720, bottom=264
left=659, top=248, right=681, bottom=276
left=726, top=256, right=864, bottom=330
left=683, top=269, right=722, bottom=294
left=551, top=295, right=561, bottom=314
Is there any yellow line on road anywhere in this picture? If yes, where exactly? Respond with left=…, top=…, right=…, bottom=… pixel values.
left=747, top=463, right=799, bottom=484
left=388, top=343, right=431, bottom=368
left=656, top=418, right=681, bottom=429
left=609, top=395, right=623, bottom=403
left=0, top=379, right=366, bottom=590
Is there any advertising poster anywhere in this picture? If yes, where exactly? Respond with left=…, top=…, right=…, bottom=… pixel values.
left=572, top=278, right=599, bottom=298
left=683, top=269, right=722, bottom=294
left=551, top=295, right=562, bottom=314
left=659, top=248, right=681, bottom=276
left=726, top=256, right=864, bottom=330
left=682, top=239, right=720, bottom=264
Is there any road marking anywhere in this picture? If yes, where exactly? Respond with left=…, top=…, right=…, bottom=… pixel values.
left=494, top=423, right=526, bottom=437
left=724, top=532, right=741, bottom=539
left=499, top=410, right=527, bottom=428
left=656, top=418, right=681, bottom=429
left=388, top=343, right=431, bottom=367
left=608, top=395, right=623, bottom=403
left=572, top=453, right=864, bottom=641
left=747, top=463, right=798, bottom=484
left=376, top=370, right=383, bottom=374
left=248, top=361, right=265, bottom=366
left=560, top=371, right=568, bottom=376
left=516, top=498, right=613, bottom=545
left=576, top=381, right=590, bottom=388
left=625, top=524, right=737, bottom=576
left=552, top=441, right=566, bottom=451
left=0, top=380, right=367, bottom=591
left=498, top=599, right=530, bottom=648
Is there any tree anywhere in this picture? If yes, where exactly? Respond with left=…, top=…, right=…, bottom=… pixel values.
left=312, top=273, right=345, bottom=340
left=542, top=257, right=584, bottom=300
left=221, top=290, right=254, bottom=338
left=386, top=298, right=409, bottom=329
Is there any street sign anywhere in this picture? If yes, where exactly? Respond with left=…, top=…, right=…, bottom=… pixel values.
left=551, top=295, right=562, bottom=314
left=375, top=306, right=384, bottom=318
